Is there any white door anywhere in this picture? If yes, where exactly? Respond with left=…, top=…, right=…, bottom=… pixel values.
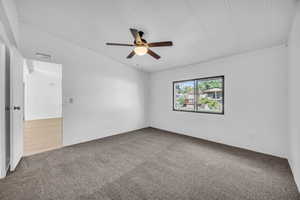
left=10, top=47, right=24, bottom=171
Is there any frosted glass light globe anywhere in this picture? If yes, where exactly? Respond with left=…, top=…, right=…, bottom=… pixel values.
left=134, top=46, right=148, bottom=56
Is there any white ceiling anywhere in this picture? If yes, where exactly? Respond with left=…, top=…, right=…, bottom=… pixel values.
left=16, top=0, right=296, bottom=72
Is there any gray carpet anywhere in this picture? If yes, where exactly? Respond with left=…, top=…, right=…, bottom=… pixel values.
left=0, top=128, right=299, bottom=200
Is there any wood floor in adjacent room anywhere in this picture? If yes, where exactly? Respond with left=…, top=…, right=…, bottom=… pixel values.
left=23, top=118, right=63, bottom=156
left=1, top=128, right=299, bottom=200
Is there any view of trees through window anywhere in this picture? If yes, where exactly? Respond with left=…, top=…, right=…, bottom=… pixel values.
left=173, top=76, right=224, bottom=114
left=174, top=81, right=195, bottom=111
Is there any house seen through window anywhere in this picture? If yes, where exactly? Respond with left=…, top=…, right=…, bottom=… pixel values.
left=173, top=76, right=224, bottom=114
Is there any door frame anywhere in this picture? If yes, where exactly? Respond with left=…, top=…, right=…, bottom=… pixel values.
left=0, top=41, right=5, bottom=178
left=0, top=41, right=7, bottom=178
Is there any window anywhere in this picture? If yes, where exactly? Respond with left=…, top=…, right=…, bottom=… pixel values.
left=173, top=80, right=195, bottom=111
left=173, top=76, right=224, bottom=114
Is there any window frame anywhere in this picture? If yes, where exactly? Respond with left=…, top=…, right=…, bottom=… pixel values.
left=172, top=75, right=225, bottom=115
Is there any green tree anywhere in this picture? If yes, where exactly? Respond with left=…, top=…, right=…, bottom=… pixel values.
left=198, top=97, right=220, bottom=110
left=177, top=96, right=185, bottom=106
left=198, top=80, right=222, bottom=91
left=183, top=86, right=193, bottom=94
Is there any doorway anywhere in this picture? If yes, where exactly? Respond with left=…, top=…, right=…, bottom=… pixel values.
left=23, top=60, right=62, bottom=156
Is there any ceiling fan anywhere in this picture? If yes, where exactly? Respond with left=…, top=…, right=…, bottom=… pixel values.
left=106, top=28, right=173, bottom=60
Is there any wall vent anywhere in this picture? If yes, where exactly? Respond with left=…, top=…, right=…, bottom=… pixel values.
left=35, top=52, right=51, bottom=60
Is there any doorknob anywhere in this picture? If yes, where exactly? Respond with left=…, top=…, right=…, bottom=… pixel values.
left=13, top=106, right=21, bottom=110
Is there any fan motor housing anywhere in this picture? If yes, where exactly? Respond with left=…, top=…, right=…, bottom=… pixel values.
left=138, top=31, right=144, bottom=37
left=133, top=31, right=146, bottom=45
left=134, top=38, right=147, bottom=45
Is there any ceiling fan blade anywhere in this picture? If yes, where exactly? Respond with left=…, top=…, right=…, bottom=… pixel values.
left=106, top=43, right=134, bottom=47
left=126, top=51, right=135, bottom=59
left=130, top=28, right=138, bottom=38
left=147, top=49, right=161, bottom=59
left=130, top=28, right=142, bottom=43
left=147, top=41, right=173, bottom=47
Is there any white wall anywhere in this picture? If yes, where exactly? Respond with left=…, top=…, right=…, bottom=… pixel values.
left=19, top=23, right=148, bottom=146
left=288, top=1, right=300, bottom=191
left=24, top=60, right=62, bottom=120
left=149, top=46, right=288, bottom=158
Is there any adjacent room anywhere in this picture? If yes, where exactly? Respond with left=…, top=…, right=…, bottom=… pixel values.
left=0, top=0, right=300, bottom=199
left=23, top=59, right=62, bottom=156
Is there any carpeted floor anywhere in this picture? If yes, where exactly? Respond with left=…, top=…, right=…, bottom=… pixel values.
left=0, top=128, right=299, bottom=200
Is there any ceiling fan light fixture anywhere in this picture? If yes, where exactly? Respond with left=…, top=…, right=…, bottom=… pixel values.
left=106, top=28, right=173, bottom=59
left=134, top=46, right=148, bottom=56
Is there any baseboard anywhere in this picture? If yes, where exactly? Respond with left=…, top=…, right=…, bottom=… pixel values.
left=150, top=126, right=300, bottom=192
left=63, top=126, right=150, bottom=148
left=22, top=127, right=150, bottom=157
left=148, top=126, right=287, bottom=160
